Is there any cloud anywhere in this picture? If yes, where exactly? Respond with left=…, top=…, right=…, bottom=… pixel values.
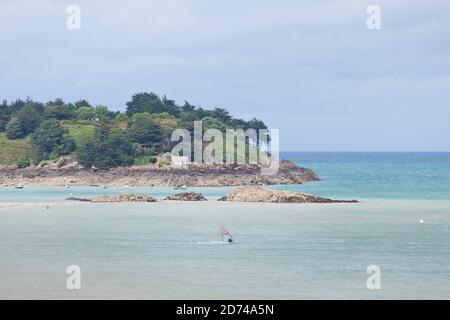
left=0, top=0, right=449, bottom=150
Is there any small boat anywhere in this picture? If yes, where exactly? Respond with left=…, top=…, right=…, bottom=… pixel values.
left=174, top=185, right=187, bottom=190
left=15, top=174, right=24, bottom=189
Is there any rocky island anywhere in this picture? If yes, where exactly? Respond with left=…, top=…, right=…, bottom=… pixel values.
left=66, top=194, right=157, bottom=202
left=64, top=187, right=357, bottom=204
left=164, top=192, right=207, bottom=201
left=0, top=158, right=319, bottom=187
left=219, top=186, right=358, bottom=203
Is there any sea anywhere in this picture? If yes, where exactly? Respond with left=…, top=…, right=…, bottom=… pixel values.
left=0, top=152, right=449, bottom=299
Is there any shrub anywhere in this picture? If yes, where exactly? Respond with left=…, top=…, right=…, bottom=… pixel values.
left=16, top=155, right=30, bottom=168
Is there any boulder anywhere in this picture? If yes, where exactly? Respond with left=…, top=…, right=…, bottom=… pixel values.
left=220, top=186, right=358, bottom=203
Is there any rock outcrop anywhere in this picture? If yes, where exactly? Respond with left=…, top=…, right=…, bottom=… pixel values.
left=0, top=159, right=319, bottom=187
left=65, top=197, right=92, bottom=202
left=66, top=194, right=156, bottom=202
left=164, top=192, right=207, bottom=201
left=219, top=186, right=358, bottom=203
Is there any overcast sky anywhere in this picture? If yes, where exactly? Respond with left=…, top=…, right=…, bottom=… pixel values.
left=1, top=0, right=449, bottom=151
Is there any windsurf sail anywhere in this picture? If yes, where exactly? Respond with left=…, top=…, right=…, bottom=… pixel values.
left=220, top=226, right=233, bottom=242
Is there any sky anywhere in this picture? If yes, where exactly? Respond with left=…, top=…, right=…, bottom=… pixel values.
left=1, top=0, right=449, bottom=151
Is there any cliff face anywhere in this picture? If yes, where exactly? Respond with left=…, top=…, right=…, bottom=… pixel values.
left=0, top=160, right=319, bottom=187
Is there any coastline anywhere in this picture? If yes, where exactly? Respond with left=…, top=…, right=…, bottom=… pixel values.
left=0, top=160, right=319, bottom=187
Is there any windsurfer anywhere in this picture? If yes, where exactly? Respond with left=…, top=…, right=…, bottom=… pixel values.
left=220, top=226, right=234, bottom=244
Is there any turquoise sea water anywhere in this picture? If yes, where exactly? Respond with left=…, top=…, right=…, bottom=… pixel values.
left=0, top=152, right=449, bottom=299
left=279, top=152, right=450, bottom=200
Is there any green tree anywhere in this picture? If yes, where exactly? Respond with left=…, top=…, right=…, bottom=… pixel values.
left=76, top=106, right=95, bottom=121
left=74, top=99, right=91, bottom=109
left=210, top=108, right=232, bottom=124
left=181, top=101, right=196, bottom=112
left=0, top=100, right=10, bottom=132
left=115, top=112, right=129, bottom=123
left=5, top=103, right=43, bottom=138
left=31, top=119, right=76, bottom=162
left=76, top=138, right=96, bottom=167
left=5, top=117, right=24, bottom=139
left=44, top=104, right=76, bottom=120
left=231, top=118, right=248, bottom=130
left=18, top=104, right=43, bottom=134
left=76, top=124, right=133, bottom=170
left=149, top=112, right=178, bottom=139
left=8, top=99, right=26, bottom=114
left=201, top=116, right=227, bottom=132
left=129, top=113, right=164, bottom=149
left=247, top=118, right=269, bottom=147
left=126, top=92, right=180, bottom=117
left=94, top=105, right=114, bottom=122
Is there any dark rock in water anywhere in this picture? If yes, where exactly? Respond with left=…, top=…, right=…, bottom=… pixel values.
left=66, top=194, right=156, bottom=202
left=65, top=197, right=92, bottom=202
left=165, top=192, right=207, bottom=201
left=220, top=186, right=358, bottom=204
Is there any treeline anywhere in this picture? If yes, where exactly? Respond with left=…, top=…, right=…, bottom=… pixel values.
left=0, top=92, right=268, bottom=169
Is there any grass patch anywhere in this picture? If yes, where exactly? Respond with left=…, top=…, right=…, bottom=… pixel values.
left=134, top=156, right=150, bottom=166
left=63, top=121, right=96, bottom=146
left=0, top=133, right=32, bottom=165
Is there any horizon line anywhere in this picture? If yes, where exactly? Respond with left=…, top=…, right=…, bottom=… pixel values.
left=280, top=150, right=450, bottom=153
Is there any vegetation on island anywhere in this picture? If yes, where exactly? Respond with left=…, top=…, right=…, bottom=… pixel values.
left=0, top=93, right=268, bottom=169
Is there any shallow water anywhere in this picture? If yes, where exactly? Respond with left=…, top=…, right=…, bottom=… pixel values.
left=1, top=200, right=450, bottom=299
left=1, top=152, right=449, bottom=299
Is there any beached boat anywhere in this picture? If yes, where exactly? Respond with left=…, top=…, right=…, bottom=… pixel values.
left=15, top=175, right=24, bottom=189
